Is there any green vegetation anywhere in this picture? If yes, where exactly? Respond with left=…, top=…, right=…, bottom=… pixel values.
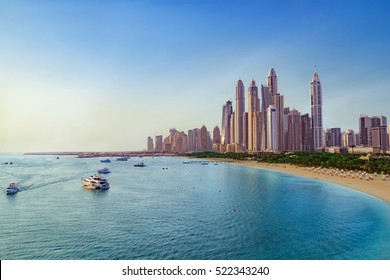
left=188, top=151, right=390, bottom=174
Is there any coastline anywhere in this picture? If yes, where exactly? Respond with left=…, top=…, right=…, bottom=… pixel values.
left=208, top=158, right=390, bottom=205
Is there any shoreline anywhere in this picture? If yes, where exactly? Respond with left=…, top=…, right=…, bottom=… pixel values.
left=207, top=158, right=390, bottom=205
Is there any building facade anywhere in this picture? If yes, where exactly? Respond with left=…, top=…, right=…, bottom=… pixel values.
left=311, top=71, right=323, bottom=149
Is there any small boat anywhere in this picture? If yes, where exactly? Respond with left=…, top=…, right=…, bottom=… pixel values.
left=201, top=162, right=209, bottom=165
left=82, top=175, right=110, bottom=190
left=134, top=163, right=146, bottom=167
left=100, top=159, right=111, bottom=163
left=98, top=167, right=111, bottom=174
left=183, top=161, right=191, bottom=164
left=116, top=157, right=129, bottom=161
left=6, top=183, right=20, bottom=195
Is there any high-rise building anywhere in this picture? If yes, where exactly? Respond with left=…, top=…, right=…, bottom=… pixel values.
left=235, top=80, right=245, bottom=146
left=283, top=107, right=290, bottom=151
left=372, top=126, right=388, bottom=153
left=155, top=135, right=163, bottom=152
left=325, top=128, right=342, bottom=147
left=243, top=112, right=248, bottom=150
left=221, top=101, right=233, bottom=145
left=266, top=105, right=278, bottom=151
left=359, top=115, right=372, bottom=146
left=253, top=112, right=262, bottom=152
left=301, top=114, right=313, bottom=151
left=288, top=109, right=302, bottom=151
left=213, top=126, right=221, bottom=144
left=188, top=130, right=195, bottom=152
left=342, top=129, right=355, bottom=147
left=267, top=68, right=278, bottom=97
left=200, top=125, right=209, bottom=151
left=147, top=136, right=154, bottom=152
left=230, top=112, right=235, bottom=145
left=311, top=71, right=323, bottom=149
left=261, top=85, right=272, bottom=151
left=247, top=80, right=260, bottom=153
left=273, top=93, right=284, bottom=151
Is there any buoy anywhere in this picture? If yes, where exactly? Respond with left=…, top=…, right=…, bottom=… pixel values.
left=233, top=208, right=237, bottom=212
left=219, top=189, right=221, bottom=192
left=264, top=188, right=267, bottom=192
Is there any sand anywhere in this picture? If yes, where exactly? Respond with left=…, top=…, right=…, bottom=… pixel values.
left=211, top=159, right=390, bottom=205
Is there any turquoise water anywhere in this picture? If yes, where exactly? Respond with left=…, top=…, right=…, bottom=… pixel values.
left=1, top=154, right=390, bottom=260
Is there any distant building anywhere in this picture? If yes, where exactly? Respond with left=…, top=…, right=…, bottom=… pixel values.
left=147, top=136, right=154, bottom=152
left=155, top=135, right=163, bottom=152
left=342, top=129, right=355, bottom=147
left=200, top=125, right=209, bottom=151
left=288, top=109, right=302, bottom=151
left=213, top=126, right=221, bottom=145
left=273, top=93, right=284, bottom=151
left=301, top=113, right=313, bottom=151
left=247, top=80, right=260, bottom=153
left=261, top=85, right=272, bottom=151
left=311, top=71, right=323, bottom=149
left=267, top=105, right=278, bottom=151
left=221, top=101, right=233, bottom=146
left=359, top=115, right=372, bottom=146
left=372, top=126, right=388, bottom=153
left=325, top=128, right=342, bottom=147
left=242, top=112, right=248, bottom=150
left=235, top=80, right=245, bottom=146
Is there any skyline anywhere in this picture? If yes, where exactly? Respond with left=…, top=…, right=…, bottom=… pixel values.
left=1, top=0, right=390, bottom=152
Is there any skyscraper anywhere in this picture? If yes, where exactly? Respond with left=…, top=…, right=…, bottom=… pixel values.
left=273, top=93, right=284, bottom=151
left=147, top=136, right=154, bottom=151
left=247, top=80, right=260, bottom=153
left=155, top=135, right=163, bottom=152
left=261, top=85, right=272, bottom=151
left=221, top=100, right=233, bottom=145
left=301, top=114, right=313, bottom=151
left=235, top=80, right=245, bottom=146
left=359, top=114, right=372, bottom=146
left=267, top=105, right=278, bottom=151
left=311, top=71, right=323, bottom=149
left=288, top=109, right=302, bottom=151
left=267, top=68, right=278, bottom=97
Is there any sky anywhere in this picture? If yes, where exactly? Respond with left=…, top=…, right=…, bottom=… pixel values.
left=1, top=0, right=390, bottom=152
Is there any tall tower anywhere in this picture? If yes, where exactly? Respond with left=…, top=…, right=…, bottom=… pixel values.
left=311, top=70, right=323, bottom=149
left=267, top=68, right=278, bottom=97
left=273, top=93, right=284, bottom=151
left=235, top=80, right=245, bottom=146
left=221, top=101, right=233, bottom=146
left=248, top=80, right=259, bottom=153
left=267, top=105, right=278, bottom=150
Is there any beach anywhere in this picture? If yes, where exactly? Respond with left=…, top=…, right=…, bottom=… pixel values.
left=224, top=159, right=390, bottom=205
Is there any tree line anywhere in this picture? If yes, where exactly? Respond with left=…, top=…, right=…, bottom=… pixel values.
left=188, top=151, right=390, bottom=174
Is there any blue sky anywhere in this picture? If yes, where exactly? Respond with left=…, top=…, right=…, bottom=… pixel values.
left=1, top=0, right=389, bottom=152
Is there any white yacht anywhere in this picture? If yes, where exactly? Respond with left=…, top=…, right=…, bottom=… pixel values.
left=6, top=183, right=20, bottom=195
left=82, top=175, right=110, bottom=190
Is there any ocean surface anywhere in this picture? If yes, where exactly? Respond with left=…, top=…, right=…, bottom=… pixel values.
left=1, top=154, right=390, bottom=260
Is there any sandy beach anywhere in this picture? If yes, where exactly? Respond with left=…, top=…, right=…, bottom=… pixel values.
left=212, top=159, right=390, bottom=205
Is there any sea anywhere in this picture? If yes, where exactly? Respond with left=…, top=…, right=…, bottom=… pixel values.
left=1, top=154, right=390, bottom=260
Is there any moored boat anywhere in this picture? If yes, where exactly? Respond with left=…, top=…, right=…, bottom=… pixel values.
left=6, top=183, right=20, bottom=195
left=134, top=163, right=146, bottom=167
left=82, top=175, right=110, bottom=190
left=100, top=159, right=111, bottom=163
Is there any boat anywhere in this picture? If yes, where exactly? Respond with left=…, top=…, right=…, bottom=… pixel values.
left=82, top=175, right=110, bottom=190
left=134, top=163, right=146, bottom=167
left=98, top=167, right=111, bottom=174
left=100, top=159, right=111, bottom=163
left=6, top=183, right=20, bottom=195
left=116, top=157, right=129, bottom=161
left=183, top=161, right=191, bottom=164
left=201, top=162, right=209, bottom=165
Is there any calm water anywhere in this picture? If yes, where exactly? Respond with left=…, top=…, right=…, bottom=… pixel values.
left=1, top=154, right=390, bottom=260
